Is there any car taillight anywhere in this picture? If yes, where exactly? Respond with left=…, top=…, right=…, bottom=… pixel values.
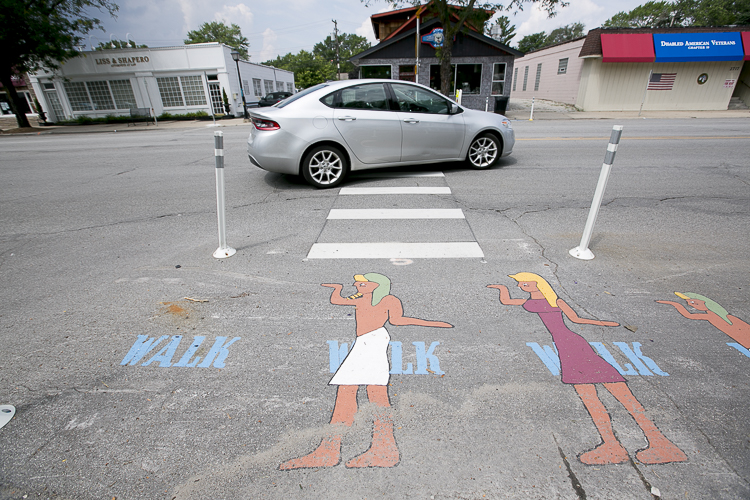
left=252, top=117, right=280, bottom=131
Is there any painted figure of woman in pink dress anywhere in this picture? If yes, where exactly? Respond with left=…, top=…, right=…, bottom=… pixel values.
left=280, top=273, right=452, bottom=470
left=488, top=272, right=686, bottom=465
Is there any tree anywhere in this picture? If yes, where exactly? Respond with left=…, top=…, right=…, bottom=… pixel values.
left=95, top=39, right=148, bottom=50
left=603, top=1, right=684, bottom=28
left=678, top=0, right=750, bottom=26
left=543, top=22, right=584, bottom=45
left=313, top=33, right=371, bottom=75
left=263, top=50, right=335, bottom=89
left=0, top=0, right=118, bottom=128
left=363, top=0, right=564, bottom=96
left=485, top=15, right=516, bottom=45
left=517, top=31, right=547, bottom=53
left=185, top=21, right=249, bottom=59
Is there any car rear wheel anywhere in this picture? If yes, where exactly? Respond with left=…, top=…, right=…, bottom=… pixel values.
left=302, top=145, right=348, bottom=188
left=466, top=133, right=501, bottom=169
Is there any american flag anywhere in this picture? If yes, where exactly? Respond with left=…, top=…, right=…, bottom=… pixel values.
left=647, top=73, right=677, bottom=91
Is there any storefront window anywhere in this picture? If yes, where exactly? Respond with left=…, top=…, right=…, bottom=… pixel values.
left=398, top=65, right=415, bottom=82
left=86, top=81, right=114, bottom=110
left=360, top=65, right=391, bottom=79
left=264, top=80, right=274, bottom=95
left=181, top=76, right=207, bottom=106
left=109, top=80, right=137, bottom=109
left=429, top=64, right=455, bottom=94
left=492, top=63, right=506, bottom=95
left=156, top=77, right=183, bottom=107
left=253, top=79, right=262, bottom=97
left=157, top=76, right=207, bottom=107
left=455, top=64, right=482, bottom=94
left=64, top=81, right=93, bottom=111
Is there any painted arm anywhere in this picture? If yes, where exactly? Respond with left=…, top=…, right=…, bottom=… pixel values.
left=487, top=284, right=526, bottom=306
left=656, top=300, right=709, bottom=321
left=386, top=296, right=453, bottom=328
left=321, top=283, right=349, bottom=305
left=557, top=299, right=619, bottom=327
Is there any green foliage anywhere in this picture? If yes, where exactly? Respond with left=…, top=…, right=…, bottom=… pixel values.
left=95, top=39, right=148, bottom=50
left=517, top=32, right=547, bottom=53
left=603, top=1, right=683, bottom=27
left=485, top=15, right=516, bottom=45
left=544, top=22, right=584, bottom=45
left=603, top=0, right=750, bottom=28
left=185, top=21, right=249, bottom=59
left=313, top=33, right=371, bottom=75
left=263, top=50, right=336, bottom=88
left=0, top=0, right=119, bottom=127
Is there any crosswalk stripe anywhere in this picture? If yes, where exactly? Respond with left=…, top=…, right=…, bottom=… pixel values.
left=307, top=242, right=484, bottom=259
left=353, top=171, right=445, bottom=178
left=327, top=209, right=465, bottom=220
left=339, top=187, right=451, bottom=195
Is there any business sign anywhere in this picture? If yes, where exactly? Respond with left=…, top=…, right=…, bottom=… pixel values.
left=421, top=28, right=445, bottom=48
left=654, top=32, right=744, bottom=62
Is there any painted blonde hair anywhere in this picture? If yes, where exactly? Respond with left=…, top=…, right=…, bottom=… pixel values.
left=675, top=292, right=732, bottom=325
left=509, top=272, right=558, bottom=308
left=354, top=273, right=391, bottom=306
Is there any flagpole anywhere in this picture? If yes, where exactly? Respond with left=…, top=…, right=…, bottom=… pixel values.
left=639, top=69, right=653, bottom=117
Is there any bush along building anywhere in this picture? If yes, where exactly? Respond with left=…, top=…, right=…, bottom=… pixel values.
left=510, top=27, right=750, bottom=111
left=350, top=4, right=522, bottom=112
left=29, top=43, right=295, bottom=123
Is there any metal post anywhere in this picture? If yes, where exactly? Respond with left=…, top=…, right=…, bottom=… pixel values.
left=485, top=96, right=489, bottom=112
left=529, top=97, right=535, bottom=121
left=213, top=131, right=236, bottom=259
left=569, top=125, right=623, bottom=260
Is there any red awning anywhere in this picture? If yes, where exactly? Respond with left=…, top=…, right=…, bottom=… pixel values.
left=601, top=33, right=655, bottom=63
left=743, top=32, right=750, bottom=61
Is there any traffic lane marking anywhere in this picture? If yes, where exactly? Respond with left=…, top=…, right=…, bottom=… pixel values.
left=339, top=186, right=452, bottom=195
left=517, top=136, right=750, bottom=141
left=327, top=209, right=465, bottom=219
left=307, top=242, right=484, bottom=259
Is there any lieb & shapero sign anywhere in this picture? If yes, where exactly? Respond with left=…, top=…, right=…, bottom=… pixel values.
left=653, top=32, right=744, bottom=62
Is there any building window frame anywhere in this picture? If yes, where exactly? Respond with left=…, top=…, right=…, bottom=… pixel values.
left=252, top=78, right=262, bottom=97
left=491, top=62, right=506, bottom=95
left=522, top=66, right=529, bottom=92
left=534, top=63, right=542, bottom=91
left=558, top=58, right=568, bottom=75
left=360, top=65, right=392, bottom=79
left=512, top=67, right=518, bottom=92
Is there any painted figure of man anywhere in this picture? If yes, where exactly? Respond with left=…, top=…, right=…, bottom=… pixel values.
left=280, top=273, right=452, bottom=470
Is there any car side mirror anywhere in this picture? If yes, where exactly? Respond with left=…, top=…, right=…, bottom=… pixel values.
left=450, top=103, right=460, bottom=114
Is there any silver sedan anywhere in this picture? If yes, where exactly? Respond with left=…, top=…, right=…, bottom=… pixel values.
left=246, top=79, right=515, bottom=188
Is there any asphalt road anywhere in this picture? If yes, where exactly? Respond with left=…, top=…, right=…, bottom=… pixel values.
left=1, top=118, right=749, bottom=499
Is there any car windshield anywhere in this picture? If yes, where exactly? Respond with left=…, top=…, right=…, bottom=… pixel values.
left=275, top=83, right=328, bottom=108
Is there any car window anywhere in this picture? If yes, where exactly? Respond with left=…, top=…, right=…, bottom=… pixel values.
left=276, top=83, right=328, bottom=108
left=391, top=83, right=450, bottom=114
left=337, top=84, right=389, bottom=111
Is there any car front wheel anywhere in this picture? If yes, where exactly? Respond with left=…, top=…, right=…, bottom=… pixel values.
left=302, top=145, right=348, bottom=188
left=466, top=133, right=501, bottom=169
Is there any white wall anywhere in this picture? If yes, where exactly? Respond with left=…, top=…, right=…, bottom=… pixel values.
left=509, top=39, right=585, bottom=105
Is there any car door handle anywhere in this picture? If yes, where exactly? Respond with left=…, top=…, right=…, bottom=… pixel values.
left=403, top=118, right=419, bottom=123
left=337, top=116, right=356, bottom=121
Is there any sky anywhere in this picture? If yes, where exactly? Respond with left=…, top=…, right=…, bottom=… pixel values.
left=88, top=0, right=648, bottom=62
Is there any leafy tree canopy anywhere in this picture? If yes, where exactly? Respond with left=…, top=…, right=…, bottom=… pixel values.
left=263, top=50, right=335, bottom=89
left=185, top=21, right=249, bottom=59
left=485, top=15, right=517, bottom=45
left=95, top=39, right=148, bottom=50
left=544, top=22, right=584, bottom=45
left=603, top=0, right=750, bottom=28
left=362, top=0, right=566, bottom=96
left=517, top=31, right=547, bottom=52
left=0, top=0, right=118, bottom=128
left=313, top=33, right=371, bottom=75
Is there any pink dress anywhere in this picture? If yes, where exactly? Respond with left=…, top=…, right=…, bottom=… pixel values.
left=523, top=299, right=625, bottom=385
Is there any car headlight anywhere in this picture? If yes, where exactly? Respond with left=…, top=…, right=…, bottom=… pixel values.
left=501, top=119, right=512, bottom=128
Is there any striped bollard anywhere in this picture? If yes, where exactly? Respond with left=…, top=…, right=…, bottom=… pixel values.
left=213, top=131, right=236, bottom=259
left=569, top=125, right=623, bottom=260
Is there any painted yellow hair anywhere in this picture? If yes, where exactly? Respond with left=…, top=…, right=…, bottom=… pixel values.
left=509, top=272, right=558, bottom=308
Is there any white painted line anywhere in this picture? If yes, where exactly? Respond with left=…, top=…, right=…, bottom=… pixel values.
left=307, top=242, right=484, bottom=259
left=327, top=209, right=465, bottom=220
left=354, top=171, right=445, bottom=178
left=339, top=187, right=452, bottom=195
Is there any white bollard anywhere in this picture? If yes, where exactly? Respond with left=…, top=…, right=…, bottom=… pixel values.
left=212, top=131, right=236, bottom=259
left=569, top=125, right=624, bottom=260
left=485, top=96, right=489, bottom=112
left=529, top=97, right=535, bottom=121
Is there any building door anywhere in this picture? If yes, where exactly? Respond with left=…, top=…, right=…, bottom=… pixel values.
left=208, top=82, right=224, bottom=115
left=44, top=89, right=64, bottom=122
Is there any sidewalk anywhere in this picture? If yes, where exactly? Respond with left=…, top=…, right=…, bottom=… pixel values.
left=0, top=115, right=253, bottom=135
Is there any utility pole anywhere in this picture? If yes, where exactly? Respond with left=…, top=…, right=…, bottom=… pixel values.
left=332, top=19, right=340, bottom=80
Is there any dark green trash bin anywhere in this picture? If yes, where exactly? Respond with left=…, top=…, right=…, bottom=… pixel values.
left=494, top=95, right=509, bottom=114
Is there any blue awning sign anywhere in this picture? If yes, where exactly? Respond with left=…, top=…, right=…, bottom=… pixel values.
left=654, top=32, right=744, bottom=62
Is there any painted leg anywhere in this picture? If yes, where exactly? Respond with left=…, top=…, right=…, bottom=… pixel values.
left=279, top=385, right=358, bottom=470
left=575, top=384, right=629, bottom=465
left=346, top=385, right=399, bottom=468
left=604, top=382, right=687, bottom=465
